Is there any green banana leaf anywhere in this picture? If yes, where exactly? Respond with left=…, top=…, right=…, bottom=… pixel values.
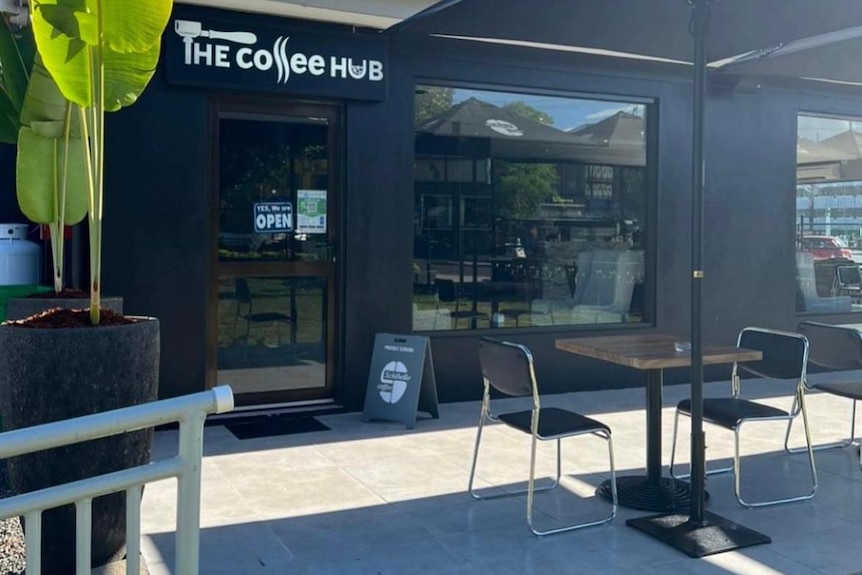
left=30, top=0, right=170, bottom=111
left=16, top=57, right=86, bottom=226
left=16, top=125, right=87, bottom=225
left=0, top=17, right=32, bottom=115
left=0, top=16, right=35, bottom=143
left=0, top=91, right=19, bottom=143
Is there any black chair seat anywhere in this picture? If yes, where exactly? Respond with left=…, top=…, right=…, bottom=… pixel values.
left=812, top=380, right=862, bottom=401
left=499, top=407, right=610, bottom=439
left=678, top=398, right=788, bottom=429
left=244, top=312, right=291, bottom=323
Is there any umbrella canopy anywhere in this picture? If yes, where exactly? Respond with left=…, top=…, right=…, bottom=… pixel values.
left=821, top=129, right=862, bottom=159
left=416, top=97, right=645, bottom=165
left=797, top=135, right=855, bottom=164
left=389, top=0, right=862, bottom=72
left=418, top=96, right=580, bottom=142
left=720, top=34, right=862, bottom=85
left=796, top=136, right=854, bottom=182
left=568, top=110, right=647, bottom=165
left=570, top=110, right=645, bottom=146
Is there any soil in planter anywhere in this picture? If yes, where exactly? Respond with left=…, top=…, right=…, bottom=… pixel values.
left=4, top=308, right=135, bottom=328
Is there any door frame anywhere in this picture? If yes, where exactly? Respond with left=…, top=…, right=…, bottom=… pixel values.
left=206, top=94, right=342, bottom=407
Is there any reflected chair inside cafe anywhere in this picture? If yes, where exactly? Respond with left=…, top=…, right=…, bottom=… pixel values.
left=796, top=252, right=852, bottom=313
left=792, top=321, right=862, bottom=470
left=530, top=249, right=643, bottom=325
left=234, top=278, right=293, bottom=351
left=412, top=303, right=452, bottom=331
left=669, top=327, right=818, bottom=508
left=834, top=264, right=862, bottom=301
left=469, top=338, right=617, bottom=535
left=435, top=278, right=488, bottom=328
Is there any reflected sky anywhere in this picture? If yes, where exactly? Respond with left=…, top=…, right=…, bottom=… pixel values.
left=453, top=88, right=644, bottom=132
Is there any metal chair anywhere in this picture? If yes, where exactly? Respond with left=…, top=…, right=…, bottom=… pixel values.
left=834, top=265, right=862, bottom=301
left=436, top=278, right=487, bottom=328
left=468, top=338, right=617, bottom=535
left=234, top=278, right=292, bottom=347
left=669, top=327, right=817, bottom=508
left=790, top=321, right=862, bottom=470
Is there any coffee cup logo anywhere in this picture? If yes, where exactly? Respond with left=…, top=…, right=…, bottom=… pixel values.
left=485, top=119, right=523, bottom=137
left=378, top=361, right=410, bottom=404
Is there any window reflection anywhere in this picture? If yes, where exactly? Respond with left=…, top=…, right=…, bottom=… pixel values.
left=412, top=86, right=650, bottom=331
left=796, top=114, right=862, bottom=314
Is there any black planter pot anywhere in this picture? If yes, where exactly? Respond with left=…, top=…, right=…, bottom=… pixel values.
left=0, top=318, right=159, bottom=575
left=6, top=296, right=123, bottom=321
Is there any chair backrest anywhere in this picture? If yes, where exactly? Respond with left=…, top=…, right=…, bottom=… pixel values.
left=575, top=249, right=618, bottom=307
left=477, top=338, right=536, bottom=397
left=436, top=278, right=457, bottom=303
left=795, top=252, right=820, bottom=302
left=572, top=249, right=642, bottom=314
left=608, top=250, right=643, bottom=313
left=836, top=264, right=862, bottom=288
left=736, top=327, right=808, bottom=381
left=797, top=321, right=862, bottom=371
left=795, top=252, right=852, bottom=312
left=235, top=278, right=253, bottom=304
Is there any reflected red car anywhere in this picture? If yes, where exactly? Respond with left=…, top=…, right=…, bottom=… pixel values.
left=801, top=235, right=853, bottom=261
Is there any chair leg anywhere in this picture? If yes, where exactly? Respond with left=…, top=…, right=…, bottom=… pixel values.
left=786, top=396, right=859, bottom=454
left=467, top=404, right=489, bottom=500
left=527, top=431, right=617, bottom=536
left=734, top=394, right=818, bottom=508
left=669, top=409, right=732, bottom=480
left=468, top=408, right=560, bottom=501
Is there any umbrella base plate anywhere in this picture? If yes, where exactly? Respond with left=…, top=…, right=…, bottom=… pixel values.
left=597, top=476, right=706, bottom=512
left=626, top=511, right=771, bottom=558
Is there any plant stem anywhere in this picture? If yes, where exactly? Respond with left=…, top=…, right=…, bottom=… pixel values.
left=50, top=138, right=62, bottom=293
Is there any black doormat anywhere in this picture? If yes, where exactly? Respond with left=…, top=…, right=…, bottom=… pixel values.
left=225, top=414, right=330, bottom=440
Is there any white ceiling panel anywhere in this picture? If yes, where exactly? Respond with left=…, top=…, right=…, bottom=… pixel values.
left=178, top=0, right=438, bottom=29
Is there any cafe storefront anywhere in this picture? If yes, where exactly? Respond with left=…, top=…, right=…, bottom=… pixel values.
left=5, top=2, right=862, bottom=411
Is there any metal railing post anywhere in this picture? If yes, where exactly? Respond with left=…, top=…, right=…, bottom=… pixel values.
left=175, top=411, right=207, bottom=575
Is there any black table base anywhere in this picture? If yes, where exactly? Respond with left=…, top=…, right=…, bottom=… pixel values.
left=597, top=476, right=708, bottom=512
left=626, top=511, right=771, bottom=558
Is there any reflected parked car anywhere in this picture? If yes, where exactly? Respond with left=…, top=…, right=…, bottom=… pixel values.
left=801, top=235, right=854, bottom=261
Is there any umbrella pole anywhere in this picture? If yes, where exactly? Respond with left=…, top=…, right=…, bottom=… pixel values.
left=626, top=0, right=771, bottom=555
left=688, top=0, right=709, bottom=527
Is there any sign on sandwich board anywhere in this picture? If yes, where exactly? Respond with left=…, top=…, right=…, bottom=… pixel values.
left=362, top=334, right=439, bottom=429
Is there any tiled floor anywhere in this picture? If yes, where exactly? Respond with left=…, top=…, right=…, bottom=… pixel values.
left=141, top=375, right=862, bottom=575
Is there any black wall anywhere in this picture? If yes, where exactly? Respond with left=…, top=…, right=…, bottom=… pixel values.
left=99, top=8, right=862, bottom=407
left=103, top=72, right=210, bottom=399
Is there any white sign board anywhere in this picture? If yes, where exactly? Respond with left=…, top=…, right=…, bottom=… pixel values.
left=297, top=190, right=327, bottom=234
left=362, top=333, right=439, bottom=429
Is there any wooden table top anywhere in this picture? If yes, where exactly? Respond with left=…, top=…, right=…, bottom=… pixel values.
left=555, top=333, right=762, bottom=370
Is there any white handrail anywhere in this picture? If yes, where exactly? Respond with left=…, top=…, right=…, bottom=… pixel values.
left=0, top=385, right=234, bottom=575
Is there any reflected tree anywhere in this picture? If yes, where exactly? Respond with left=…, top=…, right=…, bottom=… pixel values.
left=415, top=86, right=455, bottom=126
left=494, top=101, right=560, bottom=220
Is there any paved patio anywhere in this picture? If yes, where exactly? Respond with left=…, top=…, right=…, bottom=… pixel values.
left=141, top=374, right=862, bottom=575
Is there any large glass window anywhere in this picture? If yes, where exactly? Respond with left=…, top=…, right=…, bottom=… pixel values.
left=412, top=85, right=651, bottom=331
left=796, top=114, right=862, bottom=314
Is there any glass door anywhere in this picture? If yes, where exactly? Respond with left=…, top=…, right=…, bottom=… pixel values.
left=209, top=98, right=339, bottom=407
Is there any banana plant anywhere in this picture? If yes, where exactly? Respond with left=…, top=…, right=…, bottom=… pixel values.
left=16, top=55, right=87, bottom=293
left=29, top=0, right=173, bottom=324
left=2, top=14, right=84, bottom=295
